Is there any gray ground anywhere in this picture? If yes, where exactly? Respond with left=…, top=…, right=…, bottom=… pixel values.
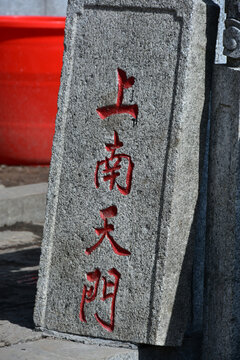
left=0, top=222, right=42, bottom=332
left=0, top=165, right=49, bottom=187
left=0, top=167, right=138, bottom=359
left=0, top=167, right=46, bottom=348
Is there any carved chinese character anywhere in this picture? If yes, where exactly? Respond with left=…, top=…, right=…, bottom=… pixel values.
left=97, top=68, right=138, bottom=121
left=79, top=268, right=101, bottom=323
left=79, top=267, right=121, bottom=332
left=95, top=131, right=134, bottom=195
left=85, top=205, right=131, bottom=256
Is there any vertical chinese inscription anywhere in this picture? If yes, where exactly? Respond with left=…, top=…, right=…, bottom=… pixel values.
left=33, top=5, right=199, bottom=345
left=80, top=68, right=137, bottom=332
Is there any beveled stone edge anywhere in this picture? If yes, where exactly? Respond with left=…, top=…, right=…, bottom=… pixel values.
left=36, top=327, right=139, bottom=350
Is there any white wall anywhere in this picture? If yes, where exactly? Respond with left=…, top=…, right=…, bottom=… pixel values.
left=0, top=0, right=68, bottom=16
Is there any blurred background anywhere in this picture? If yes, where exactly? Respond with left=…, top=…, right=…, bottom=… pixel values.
left=0, top=0, right=67, bottom=169
left=0, top=0, right=67, bottom=17
left=0, top=0, right=67, bottom=348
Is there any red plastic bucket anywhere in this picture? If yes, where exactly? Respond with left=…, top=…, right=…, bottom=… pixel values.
left=0, top=16, right=65, bottom=165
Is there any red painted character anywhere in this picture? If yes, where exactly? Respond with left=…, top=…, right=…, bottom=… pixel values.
left=85, top=205, right=131, bottom=256
left=79, top=267, right=121, bottom=332
left=95, top=131, right=134, bottom=195
left=97, top=68, right=138, bottom=121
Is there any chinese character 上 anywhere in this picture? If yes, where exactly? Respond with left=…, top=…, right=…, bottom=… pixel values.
left=97, top=68, right=138, bottom=121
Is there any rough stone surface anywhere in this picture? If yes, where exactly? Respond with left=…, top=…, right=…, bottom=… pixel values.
left=223, top=0, right=240, bottom=66
left=203, top=65, right=240, bottom=359
left=0, top=183, right=47, bottom=227
left=35, top=0, right=211, bottom=346
left=40, top=329, right=137, bottom=349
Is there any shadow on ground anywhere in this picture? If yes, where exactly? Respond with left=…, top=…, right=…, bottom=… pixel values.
left=0, top=223, right=42, bottom=329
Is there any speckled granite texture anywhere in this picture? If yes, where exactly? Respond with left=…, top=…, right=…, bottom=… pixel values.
left=35, top=0, right=210, bottom=346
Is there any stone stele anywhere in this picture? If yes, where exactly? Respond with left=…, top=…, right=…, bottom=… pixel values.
left=34, top=0, right=210, bottom=346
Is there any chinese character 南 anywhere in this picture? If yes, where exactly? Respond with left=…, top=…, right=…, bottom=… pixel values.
left=85, top=205, right=131, bottom=256
left=79, top=267, right=121, bottom=332
left=97, top=68, right=138, bottom=121
left=95, top=131, right=134, bottom=196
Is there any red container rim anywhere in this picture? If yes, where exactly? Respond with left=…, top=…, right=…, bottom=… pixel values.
left=0, top=16, right=66, bottom=29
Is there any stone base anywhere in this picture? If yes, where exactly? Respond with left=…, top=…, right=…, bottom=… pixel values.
left=38, top=327, right=138, bottom=349
left=0, top=183, right=47, bottom=226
